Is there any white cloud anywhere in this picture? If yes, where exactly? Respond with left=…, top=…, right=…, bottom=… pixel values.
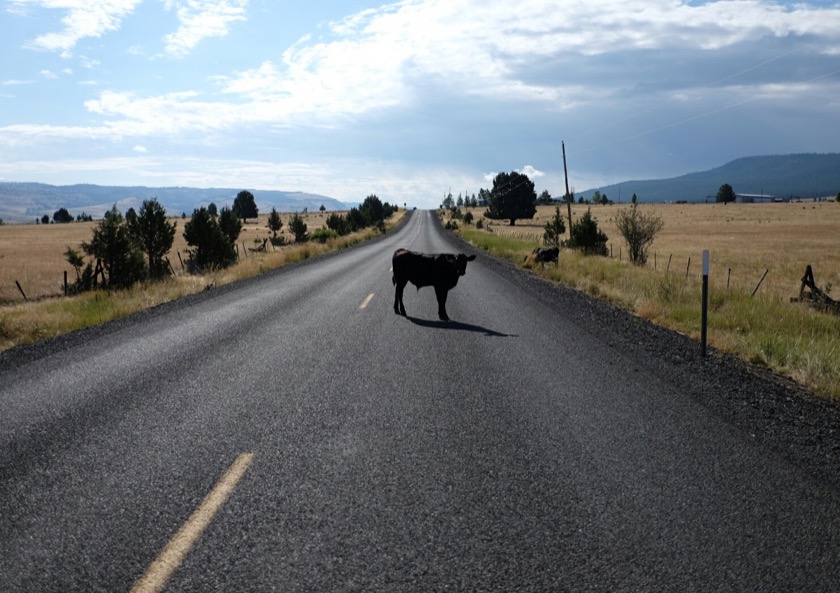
left=163, top=0, right=248, bottom=57
left=78, top=56, right=100, bottom=69
left=13, top=0, right=143, bottom=57
left=133, top=145, right=148, bottom=153
left=518, top=165, right=545, bottom=178
left=9, top=0, right=840, bottom=142
left=3, top=0, right=840, bottom=206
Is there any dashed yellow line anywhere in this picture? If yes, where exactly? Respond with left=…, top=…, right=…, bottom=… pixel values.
left=131, top=452, right=255, bottom=593
left=359, top=293, right=375, bottom=309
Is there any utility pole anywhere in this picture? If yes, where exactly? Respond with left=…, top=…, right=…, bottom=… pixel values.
left=562, top=141, right=573, bottom=237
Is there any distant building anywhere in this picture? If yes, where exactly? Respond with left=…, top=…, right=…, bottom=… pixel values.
left=735, top=193, right=785, bottom=203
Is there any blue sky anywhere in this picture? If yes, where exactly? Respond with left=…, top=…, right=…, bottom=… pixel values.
left=1, top=0, right=839, bottom=209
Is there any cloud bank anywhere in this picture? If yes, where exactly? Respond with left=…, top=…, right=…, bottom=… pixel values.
left=2, top=1, right=839, bottom=206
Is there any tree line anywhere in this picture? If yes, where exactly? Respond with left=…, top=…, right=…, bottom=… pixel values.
left=63, top=191, right=396, bottom=293
left=445, top=170, right=667, bottom=266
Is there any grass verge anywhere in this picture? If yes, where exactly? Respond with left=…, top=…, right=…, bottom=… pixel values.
left=459, top=227, right=840, bottom=400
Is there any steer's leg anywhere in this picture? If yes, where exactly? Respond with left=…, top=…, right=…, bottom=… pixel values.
left=435, top=286, right=450, bottom=321
left=394, top=279, right=407, bottom=316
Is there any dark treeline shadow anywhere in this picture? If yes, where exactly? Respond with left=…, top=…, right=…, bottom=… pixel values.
left=405, top=316, right=515, bottom=337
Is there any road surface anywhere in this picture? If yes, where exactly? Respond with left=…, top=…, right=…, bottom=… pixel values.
left=2, top=210, right=839, bottom=592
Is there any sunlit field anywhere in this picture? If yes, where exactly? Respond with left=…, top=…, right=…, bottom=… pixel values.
left=476, top=201, right=840, bottom=303
left=453, top=201, right=840, bottom=399
left=0, top=210, right=336, bottom=303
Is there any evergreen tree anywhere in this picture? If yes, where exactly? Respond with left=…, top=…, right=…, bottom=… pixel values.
left=53, top=207, right=73, bottom=224
left=288, top=212, right=308, bottom=242
left=267, top=207, right=283, bottom=239
left=183, top=207, right=237, bottom=272
left=360, top=194, right=385, bottom=224
left=347, top=207, right=367, bottom=232
left=82, top=205, right=146, bottom=288
left=127, top=198, right=176, bottom=279
left=326, top=212, right=351, bottom=235
left=543, top=206, right=566, bottom=248
left=484, top=171, right=537, bottom=226
left=219, top=206, right=243, bottom=245
left=569, top=209, right=608, bottom=255
left=232, top=190, right=258, bottom=222
left=716, top=183, right=736, bottom=203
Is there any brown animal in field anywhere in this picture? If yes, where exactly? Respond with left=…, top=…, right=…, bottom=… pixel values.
left=392, top=248, right=476, bottom=321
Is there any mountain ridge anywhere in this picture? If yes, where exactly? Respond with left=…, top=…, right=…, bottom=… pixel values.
left=579, top=153, right=840, bottom=203
left=0, top=183, right=351, bottom=223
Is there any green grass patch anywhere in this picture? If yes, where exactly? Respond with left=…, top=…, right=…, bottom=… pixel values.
left=460, top=228, right=534, bottom=264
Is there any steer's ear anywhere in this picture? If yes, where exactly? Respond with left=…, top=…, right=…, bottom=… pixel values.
left=466, top=254, right=476, bottom=261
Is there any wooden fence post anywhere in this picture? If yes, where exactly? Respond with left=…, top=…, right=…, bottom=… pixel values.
left=752, top=269, right=769, bottom=297
left=15, top=280, right=27, bottom=301
left=685, top=257, right=691, bottom=280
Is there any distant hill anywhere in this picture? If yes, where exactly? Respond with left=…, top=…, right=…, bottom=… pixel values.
left=579, top=154, right=840, bottom=203
left=0, top=183, right=351, bottom=223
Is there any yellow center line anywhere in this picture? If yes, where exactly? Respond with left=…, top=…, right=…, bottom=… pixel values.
left=130, top=452, right=255, bottom=593
left=359, top=293, right=375, bottom=309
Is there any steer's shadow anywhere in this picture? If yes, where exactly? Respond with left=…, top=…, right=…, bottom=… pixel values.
left=405, top=316, right=515, bottom=337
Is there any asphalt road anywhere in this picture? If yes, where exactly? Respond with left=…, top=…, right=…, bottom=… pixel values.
left=1, top=210, right=839, bottom=592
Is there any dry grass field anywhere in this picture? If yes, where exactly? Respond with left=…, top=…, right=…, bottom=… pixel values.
left=0, top=210, right=404, bottom=352
left=454, top=200, right=840, bottom=398
left=0, top=210, right=334, bottom=304
left=478, top=201, right=840, bottom=304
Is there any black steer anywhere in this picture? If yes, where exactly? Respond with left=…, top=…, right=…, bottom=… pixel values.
left=525, top=246, right=559, bottom=266
left=392, top=248, right=476, bottom=321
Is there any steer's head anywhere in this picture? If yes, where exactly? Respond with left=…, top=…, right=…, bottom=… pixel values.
left=455, top=253, right=476, bottom=276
